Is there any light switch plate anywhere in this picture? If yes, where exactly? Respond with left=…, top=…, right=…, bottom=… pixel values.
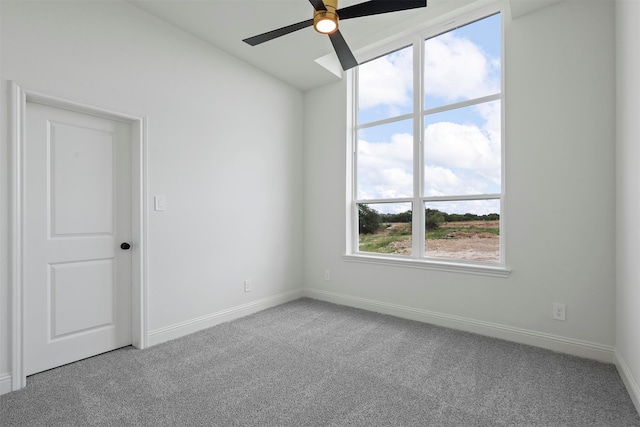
left=154, top=195, right=167, bottom=211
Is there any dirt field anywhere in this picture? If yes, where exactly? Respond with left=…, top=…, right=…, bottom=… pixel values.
left=426, top=220, right=499, bottom=262
left=426, top=221, right=500, bottom=262
left=425, top=236, right=499, bottom=262
left=362, top=220, right=500, bottom=262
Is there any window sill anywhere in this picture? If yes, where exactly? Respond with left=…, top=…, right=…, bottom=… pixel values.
left=343, top=254, right=511, bottom=278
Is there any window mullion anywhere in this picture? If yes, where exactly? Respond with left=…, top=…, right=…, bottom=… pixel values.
left=356, top=113, right=414, bottom=130
left=412, top=37, right=424, bottom=259
left=348, top=68, right=358, bottom=254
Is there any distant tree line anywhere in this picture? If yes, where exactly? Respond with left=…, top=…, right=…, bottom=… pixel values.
left=358, top=205, right=499, bottom=234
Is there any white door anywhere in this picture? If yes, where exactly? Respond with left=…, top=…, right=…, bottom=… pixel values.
left=24, top=101, right=133, bottom=375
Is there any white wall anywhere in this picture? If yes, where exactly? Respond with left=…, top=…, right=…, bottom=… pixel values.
left=0, top=0, right=8, bottom=393
left=616, top=0, right=640, bottom=413
left=0, top=1, right=304, bottom=390
left=304, top=0, right=617, bottom=361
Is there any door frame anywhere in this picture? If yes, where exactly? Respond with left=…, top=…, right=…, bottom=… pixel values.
left=9, top=81, right=148, bottom=391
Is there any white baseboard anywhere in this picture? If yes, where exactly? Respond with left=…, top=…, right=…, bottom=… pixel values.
left=615, top=349, right=640, bottom=415
left=148, top=289, right=303, bottom=347
left=0, top=373, right=12, bottom=396
left=303, top=288, right=615, bottom=363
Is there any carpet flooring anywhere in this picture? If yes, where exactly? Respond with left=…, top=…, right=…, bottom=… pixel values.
left=1, top=298, right=639, bottom=426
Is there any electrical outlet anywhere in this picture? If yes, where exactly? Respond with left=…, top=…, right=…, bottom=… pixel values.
left=324, top=270, right=331, bottom=281
left=244, top=279, right=252, bottom=293
left=552, top=303, right=566, bottom=321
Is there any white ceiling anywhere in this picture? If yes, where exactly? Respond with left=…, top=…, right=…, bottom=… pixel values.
left=130, top=0, right=562, bottom=91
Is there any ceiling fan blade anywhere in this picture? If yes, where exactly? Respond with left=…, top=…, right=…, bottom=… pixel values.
left=328, top=30, right=358, bottom=71
left=338, top=0, right=426, bottom=20
left=309, top=0, right=327, bottom=11
left=243, top=19, right=314, bottom=46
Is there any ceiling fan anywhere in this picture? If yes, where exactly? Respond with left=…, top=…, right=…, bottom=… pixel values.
left=243, top=0, right=427, bottom=71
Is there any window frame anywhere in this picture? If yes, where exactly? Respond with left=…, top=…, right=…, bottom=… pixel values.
left=345, top=4, right=510, bottom=278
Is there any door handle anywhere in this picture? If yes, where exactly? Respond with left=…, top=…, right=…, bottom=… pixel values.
left=120, top=242, right=131, bottom=250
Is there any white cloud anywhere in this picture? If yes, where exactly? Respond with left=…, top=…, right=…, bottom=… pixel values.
left=425, top=122, right=493, bottom=169
left=424, top=99, right=501, bottom=192
left=358, top=47, right=413, bottom=112
left=424, top=33, right=500, bottom=104
left=424, top=120, right=500, bottom=186
left=357, top=133, right=413, bottom=199
left=424, top=166, right=487, bottom=196
left=476, top=100, right=501, bottom=145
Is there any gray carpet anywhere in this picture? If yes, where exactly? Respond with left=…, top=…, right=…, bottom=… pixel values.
left=1, top=298, right=639, bottom=426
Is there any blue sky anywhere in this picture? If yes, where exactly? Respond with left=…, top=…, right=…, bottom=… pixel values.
left=356, top=13, right=501, bottom=215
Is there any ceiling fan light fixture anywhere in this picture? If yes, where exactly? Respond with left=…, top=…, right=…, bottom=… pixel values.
left=313, top=0, right=339, bottom=34
left=314, top=14, right=338, bottom=34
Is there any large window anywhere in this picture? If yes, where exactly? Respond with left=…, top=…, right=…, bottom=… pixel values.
left=350, top=11, right=504, bottom=271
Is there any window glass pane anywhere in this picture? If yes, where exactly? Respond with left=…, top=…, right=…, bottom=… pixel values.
left=424, top=200, right=500, bottom=262
left=351, top=9, right=503, bottom=267
left=424, top=100, right=501, bottom=196
left=357, top=119, right=413, bottom=200
left=358, top=45, right=413, bottom=124
left=424, top=13, right=501, bottom=110
left=358, top=203, right=412, bottom=255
